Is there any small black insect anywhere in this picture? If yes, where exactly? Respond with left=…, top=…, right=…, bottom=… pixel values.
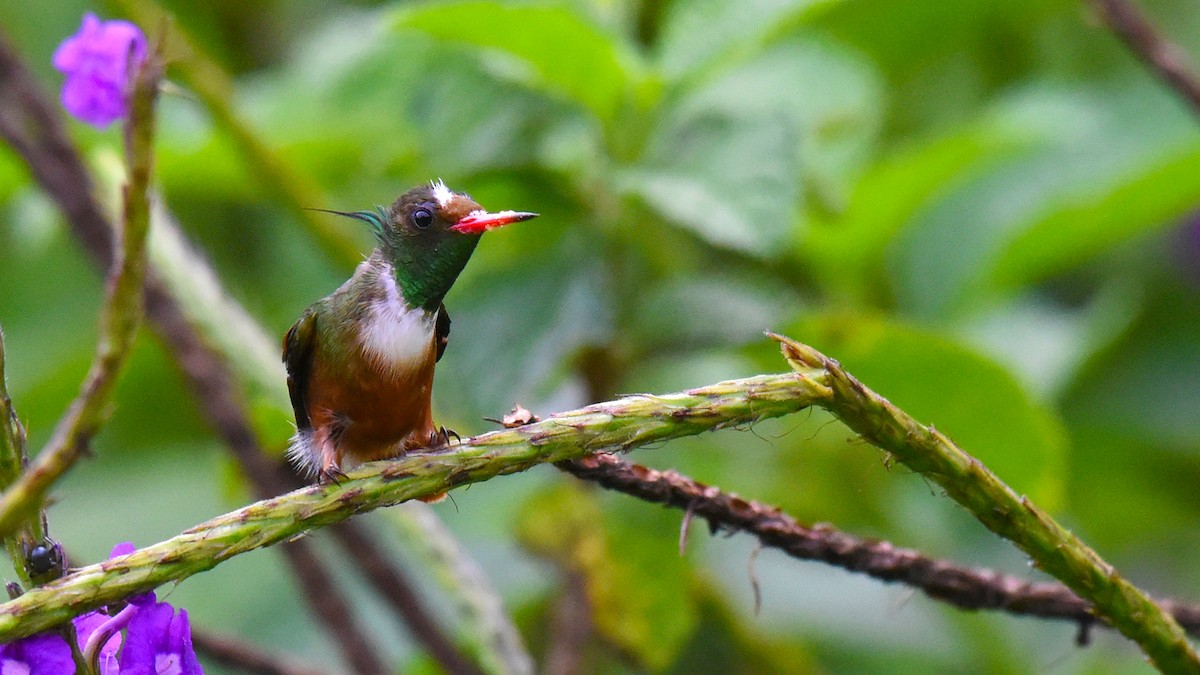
left=25, top=539, right=65, bottom=580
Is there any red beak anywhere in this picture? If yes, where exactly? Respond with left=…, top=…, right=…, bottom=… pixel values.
left=450, top=210, right=538, bottom=235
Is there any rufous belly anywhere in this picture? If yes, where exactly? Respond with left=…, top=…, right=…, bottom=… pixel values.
left=306, top=346, right=438, bottom=465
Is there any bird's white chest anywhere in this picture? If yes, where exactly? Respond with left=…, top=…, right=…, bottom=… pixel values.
left=357, top=275, right=436, bottom=374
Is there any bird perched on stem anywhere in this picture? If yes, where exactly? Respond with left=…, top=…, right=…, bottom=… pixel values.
left=283, top=180, right=536, bottom=483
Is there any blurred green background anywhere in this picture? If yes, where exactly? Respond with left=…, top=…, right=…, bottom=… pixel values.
left=3, top=0, right=1200, bottom=672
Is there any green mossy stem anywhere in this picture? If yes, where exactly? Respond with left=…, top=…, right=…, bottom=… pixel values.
left=769, top=333, right=1200, bottom=674
left=0, top=370, right=829, bottom=640
left=1, top=334, right=1194, bottom=674
left=0, top=327, right=34, bottom=589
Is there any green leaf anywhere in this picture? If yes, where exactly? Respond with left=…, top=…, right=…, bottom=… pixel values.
left=656, top=0, right=842, bottom=82
left=0, top=151, right=24, bottom=205
left=806, top=0, right=1075, bottom=132
left=989, top=143, right=1200, bottom=291
left=790, top=314, right=1067, bottom=510
left=619, top=112, right=801, bottom=256
left=959, top=282, right=1142, bottom=401
left=1065, top=286, right=1200, bottom=451
left=1064, top=428, right=1200, bottom=553
left=393, top=1, right=639, bottom=121
left=677, top=39, right=883, bottom=209
left=891, top=82, right=1200, bottom=318
left=630, top=274, right=804, bottom=352
left=804, top=120, right=1032, bottom=302
left=670, top=580, right=818, bottom=675
left=623, top=39, right=881, bottom=257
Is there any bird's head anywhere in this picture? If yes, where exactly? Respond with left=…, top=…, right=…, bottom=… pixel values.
left=322, top=180, right=537, bottom=310
left=389, top=179, right=537, bottom=238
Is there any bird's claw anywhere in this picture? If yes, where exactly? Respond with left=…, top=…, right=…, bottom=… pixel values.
left=317, top=466, right=348, bottom=485
left=424, top=425, right=456, bottom=446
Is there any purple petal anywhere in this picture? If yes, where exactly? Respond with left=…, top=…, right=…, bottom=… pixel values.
left=52, top=13, right=147, bottom=128
left=74, top=610, right=125, bottom=675
left=120, top=602, right=174, bottom=667
left=99, top=20, right=147, bottom=67
left=74, top=611, right=123, bottom=656
left=109, top=541, right=136, bottom=559
left=117, top=602, right=205, bottom=675
left=0, top=632, right=74, bottom=673
left=178, top=610, right=204, bottom=675
left=60, top=72, right=126, bottom=128
left=52, top=13, right=102, bottom=71
left=165, top=610, right=203, bottom=675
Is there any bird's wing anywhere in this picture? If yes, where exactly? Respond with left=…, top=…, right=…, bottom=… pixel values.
left=435, top=303, right=451, bottom=362
left=283, top=309, right=318, bottom=431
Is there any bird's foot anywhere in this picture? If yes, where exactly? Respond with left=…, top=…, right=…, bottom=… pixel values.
left=317, top=465, right=348, bottom=485
left=423, top=427, right=459, bottom=450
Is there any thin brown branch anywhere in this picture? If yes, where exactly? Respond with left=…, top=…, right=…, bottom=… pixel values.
left=542, top=571, right=592, bottom=675
left=558, top=452, right=1200, bottom=637
left=191, top=627, right=329, bottom=675
left=329, top=522, right=485, bottom=675
left=1091, top=0, right=1200, bottom=115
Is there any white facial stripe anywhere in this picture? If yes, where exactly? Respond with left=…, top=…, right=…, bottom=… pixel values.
left=431, top=179, right=453, bottom=208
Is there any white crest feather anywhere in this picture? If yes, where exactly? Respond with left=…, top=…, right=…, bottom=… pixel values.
left=431, top=178, right=453, bottom=208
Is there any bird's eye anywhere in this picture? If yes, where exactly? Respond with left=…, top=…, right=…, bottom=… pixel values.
left=412, top=208, right=433, bottom=229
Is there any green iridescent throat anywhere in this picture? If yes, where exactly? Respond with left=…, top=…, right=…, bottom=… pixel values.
left=354, top=207, right=481, bottom=311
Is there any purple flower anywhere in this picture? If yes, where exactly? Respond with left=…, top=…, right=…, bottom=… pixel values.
left=52, top=13, right=147, bottom=128
left=0, top=542, right=203, bottom=674
left=119, top=604, right=203, bottom=675
left=75, top=611, right=123, bottom=675
left=109, top=542, right=137, bottom=558
left=0, top=631, right=74, bottom=674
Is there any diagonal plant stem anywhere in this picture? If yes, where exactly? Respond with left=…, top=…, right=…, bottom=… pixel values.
left=112, top=0, right=363, bottom=268
left=769, top=333, right=1200, bottom=673
left=559, top=453, right=1200, bottom=637
left=0, top=333, right=1193, bottom=671
left=328, top=521, right=486, bottom=675
left=0, top=327, right=35, bottom=589
left=0, top=46, right=162, bottom=541
left=383, top=503, right=535, bottom=675
left=0, top=328, right=25, bottom=493
left=0, top=370, right=832, bottom=639
left=1090, top=0, right=1200, bottom=117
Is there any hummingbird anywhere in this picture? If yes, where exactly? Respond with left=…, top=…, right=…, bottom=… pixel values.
left=283, top=180, right=537, bottom=482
